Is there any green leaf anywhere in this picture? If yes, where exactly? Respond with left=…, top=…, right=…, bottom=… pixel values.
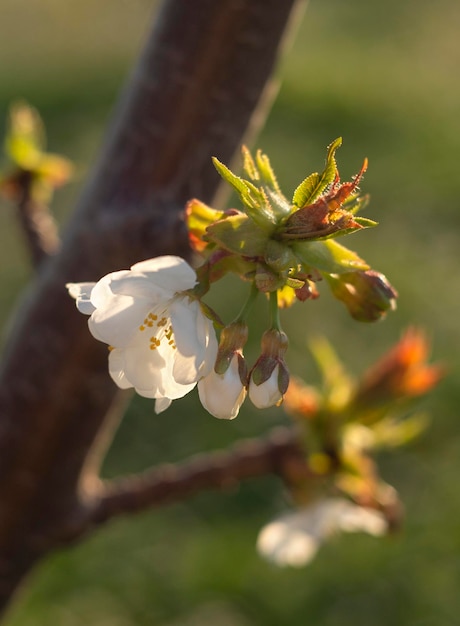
left=255, top=149, right=281, bottom=194
left=241, top=146, right=259, bottom=181
left=212, top=157, right=261, bottom=207
left=291, top=172, right=321, bottom=209
left=292, top=137, right=342, bottom=208
left=206, top=213, right=270, bottom=257
left=293, top=238, right=369, bottom=274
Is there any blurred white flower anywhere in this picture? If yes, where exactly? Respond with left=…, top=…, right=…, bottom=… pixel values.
left=198, top=352, right=247, bottom=419
left=67, top=256, right=218, bottom=413
left=257, top=497, right=387, bottom=567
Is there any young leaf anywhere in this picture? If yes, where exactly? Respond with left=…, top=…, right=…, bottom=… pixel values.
left=292, top=137, right=342, bottom=208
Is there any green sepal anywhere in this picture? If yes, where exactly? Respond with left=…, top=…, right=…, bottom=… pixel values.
left=353, top=217, right=378, bottom=229
left=241, top=146, right=259, bottom=181
left=212, top=157, right=276, bottom=229
left=293, top=239, right=369, bottom=274
left=292, top=137, right=342, bottom=208
left=264, top=239, right=299, bottom=272
left=255, top=149, right=281, bottom=194
left=206, top=212, right=269, bottom=257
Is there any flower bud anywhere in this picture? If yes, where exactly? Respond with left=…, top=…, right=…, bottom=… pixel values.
left=326, top=270, right=398, bottom=322
left=198, top=321, right=248, bottom=420
left=198, top=352, right=247, bottom=420
left=249, top=329, right=290, bottom=409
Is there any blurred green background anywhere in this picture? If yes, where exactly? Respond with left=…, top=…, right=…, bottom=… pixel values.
left=1, top=0, right=460, bottom=624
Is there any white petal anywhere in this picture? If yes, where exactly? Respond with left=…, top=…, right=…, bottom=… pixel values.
left=130, top=256, right=196, bottom=293
left=121, top=332, right=168, bottom=396
left=249, top=365, right=282, bottom=409
left=336, top=502, right=387, bottom=537
left=155, top=397, right=172, bottom=414
left=257, top=499, right=388, bottom=568
left=198, top=355, right=246, bottom=420
left=66, top=282, right=96, bottom=315
left=108, top=348, right=133, bottom=390
left=109, top=272, right=171, bottom=302
left=88, top=273, right=153, bottom=347
left=257, top=517, right=319, bottom=567
left=170, top=299, right=218, bottom=384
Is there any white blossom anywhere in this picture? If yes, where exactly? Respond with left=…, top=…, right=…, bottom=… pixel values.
left=198, top=353, right=246, bottom=420
left=67, top=256, right=218, bottom=413
left=257, top=498, right=387, bottom=567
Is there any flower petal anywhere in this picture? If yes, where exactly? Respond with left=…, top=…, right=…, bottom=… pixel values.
left=257, top=516, right=320, bottom=567
left=108, top=348, right=134, bottom=390
left=198, top=354, right=246, bottom=419
left=155, top=397, right=172, bottom=414
left=88, top=273, right=153, bottom=347
left=249, top=365, right=282, bottom=409
left=66, top=282, right=96, bottom=315
left=170, top=298, right=218, bottom=384
left=130, top=256, right=197, bottom=293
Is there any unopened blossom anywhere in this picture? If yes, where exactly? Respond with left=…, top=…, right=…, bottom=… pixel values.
left=198, top=321, right=248, bottom=419
left=67, top=256, right=218, bottom=413
left=249, top=329, right=289, bottom=409
left=257, top=498, right=387, bottom=567
left=198, top=353, right=247, bottom=420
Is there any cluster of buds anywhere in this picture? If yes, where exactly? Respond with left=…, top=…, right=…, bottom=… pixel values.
left=257, top=329, right=443, bottom=567
left=198, top=322, right=290, bottom=420
left=187, top=139, right=397, bottom=323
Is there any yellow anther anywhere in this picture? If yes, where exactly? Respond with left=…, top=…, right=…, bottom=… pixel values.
left=148, top=313, right=158, bottom=320
left=139, top=325, right=145, bottom=331
left=108, top=346, right=115, bottom=351
left=157, top=317, right=168, bottom=327
left=147, top=321, right=153, bottom=327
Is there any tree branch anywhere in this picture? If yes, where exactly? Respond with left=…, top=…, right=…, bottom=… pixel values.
left=0, top=0, right=306, bottom=614
left=84, top=427, right=308, bottom=531
left=10, top=170, right=60, bottom=268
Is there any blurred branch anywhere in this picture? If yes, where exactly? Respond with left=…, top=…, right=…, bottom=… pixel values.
left=13, top=170, right=60, bottom=267
left=0, top=0, right=306, bottom=615
left=86, top=428, right=308, bottom=530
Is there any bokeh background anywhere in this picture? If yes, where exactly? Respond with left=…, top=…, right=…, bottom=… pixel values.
left=1, top=1, right=460, bottom=624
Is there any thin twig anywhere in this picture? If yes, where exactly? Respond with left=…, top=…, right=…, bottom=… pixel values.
left=14, top=171, right=60, bottom=268
left=84, top=427, right=310, bottom=530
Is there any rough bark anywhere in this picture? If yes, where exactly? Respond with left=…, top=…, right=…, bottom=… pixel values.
left=0, top=0, right=305, bottom=616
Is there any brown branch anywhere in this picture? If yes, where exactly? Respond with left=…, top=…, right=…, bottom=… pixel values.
left=14, top=171, right=60, bottom=267
left=84, top=427, right=309, bottom=532
left=0, top=0, right=306, bottom=615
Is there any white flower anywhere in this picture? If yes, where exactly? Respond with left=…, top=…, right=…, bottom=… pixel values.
left=257, top=498, right=387, bottom=567
left=198, top=353, right=247, bottom=420
left=249, top=364, right=283, bottom=409
left=67, top=256, right=218, bottom=413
